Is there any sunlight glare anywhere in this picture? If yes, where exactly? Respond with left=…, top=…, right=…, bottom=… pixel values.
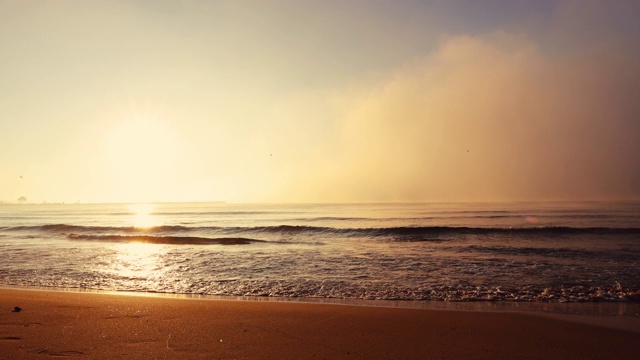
left=128, top=203, right=159, bottom=228
left=103, top=114, right=186, bottom=202
left=111, top=242, right=167, bottom=280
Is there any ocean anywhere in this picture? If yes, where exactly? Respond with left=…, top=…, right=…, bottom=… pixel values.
left=1, top=201, right=639, bottom=303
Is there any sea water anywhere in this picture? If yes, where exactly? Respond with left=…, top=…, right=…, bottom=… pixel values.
left=0, top=202, right=639, bottom=303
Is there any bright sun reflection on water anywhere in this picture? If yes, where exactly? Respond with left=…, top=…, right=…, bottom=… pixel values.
left=112, top=242, right=167, bottom=280
left=128, top=203, right=159, bottom=228
left=108, top=204, right=166, bottom=282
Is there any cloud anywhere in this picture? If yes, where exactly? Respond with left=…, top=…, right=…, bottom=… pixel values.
left=287, top=3, right=640, bottom=202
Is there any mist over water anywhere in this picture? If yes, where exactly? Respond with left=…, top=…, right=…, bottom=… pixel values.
left=1, top=202, right=639, bottom=303
left=285, top=1, right=640, bottom=203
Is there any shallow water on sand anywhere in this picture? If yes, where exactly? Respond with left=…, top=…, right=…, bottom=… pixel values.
left=1, top=202, right=639, bottom=302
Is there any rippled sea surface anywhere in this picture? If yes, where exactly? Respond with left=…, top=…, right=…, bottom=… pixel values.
left=1, top=202, right=639, bottom=302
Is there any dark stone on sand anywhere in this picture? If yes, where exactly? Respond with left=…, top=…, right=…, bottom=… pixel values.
left=12, top=306, right=22, bottom=312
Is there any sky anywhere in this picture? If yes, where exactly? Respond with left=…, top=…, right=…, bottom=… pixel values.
left=1, top=0, right=639, bottom=204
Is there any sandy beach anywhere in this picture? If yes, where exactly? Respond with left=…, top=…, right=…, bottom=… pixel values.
left=0, top=288, right=637, bottom=359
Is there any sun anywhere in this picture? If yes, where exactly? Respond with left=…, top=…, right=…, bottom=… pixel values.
left=105, top=115, right=178, bottom=171
left=128, top=203, right=159, bottom=228
left=103, top=115, right=184, bottom=202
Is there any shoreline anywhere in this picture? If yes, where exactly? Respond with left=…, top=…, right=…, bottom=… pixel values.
left=3, top=284, right=639, bottom=314
left=1, top=287, right=638, bottom=359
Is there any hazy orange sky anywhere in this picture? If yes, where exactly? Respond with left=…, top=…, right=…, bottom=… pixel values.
left=1, top=0, right=639, bottom=203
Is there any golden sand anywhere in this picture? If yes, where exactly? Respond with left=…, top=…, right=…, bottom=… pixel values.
left=0, top=288, right=637, bottom=359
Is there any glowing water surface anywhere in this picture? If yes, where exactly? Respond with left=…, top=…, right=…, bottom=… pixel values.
left=0, top=202, right=639, bottom=304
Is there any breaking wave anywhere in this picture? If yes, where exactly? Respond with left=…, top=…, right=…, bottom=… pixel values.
left=3, top=224, right=640, bottom=238
left=66, top=234, right=265, bottom=245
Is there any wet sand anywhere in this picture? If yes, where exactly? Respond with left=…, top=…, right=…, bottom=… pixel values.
left=0, top=288, right=638, bottom=359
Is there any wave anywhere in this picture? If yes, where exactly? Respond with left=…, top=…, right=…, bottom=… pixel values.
left=1, top=224, right=194, bottom=233
left=4, top=224, right=640, bottom=238
left=67, top=234, right=266, bottom=245
left=379, top=226, right=640, bottom=236
left=243, top=225, right=640, bottom=236
left=290, top=216, right=370, bottom=222
left=456, top=245, right=602, bottom=258
left=151, top=211, right=282, bottom=216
